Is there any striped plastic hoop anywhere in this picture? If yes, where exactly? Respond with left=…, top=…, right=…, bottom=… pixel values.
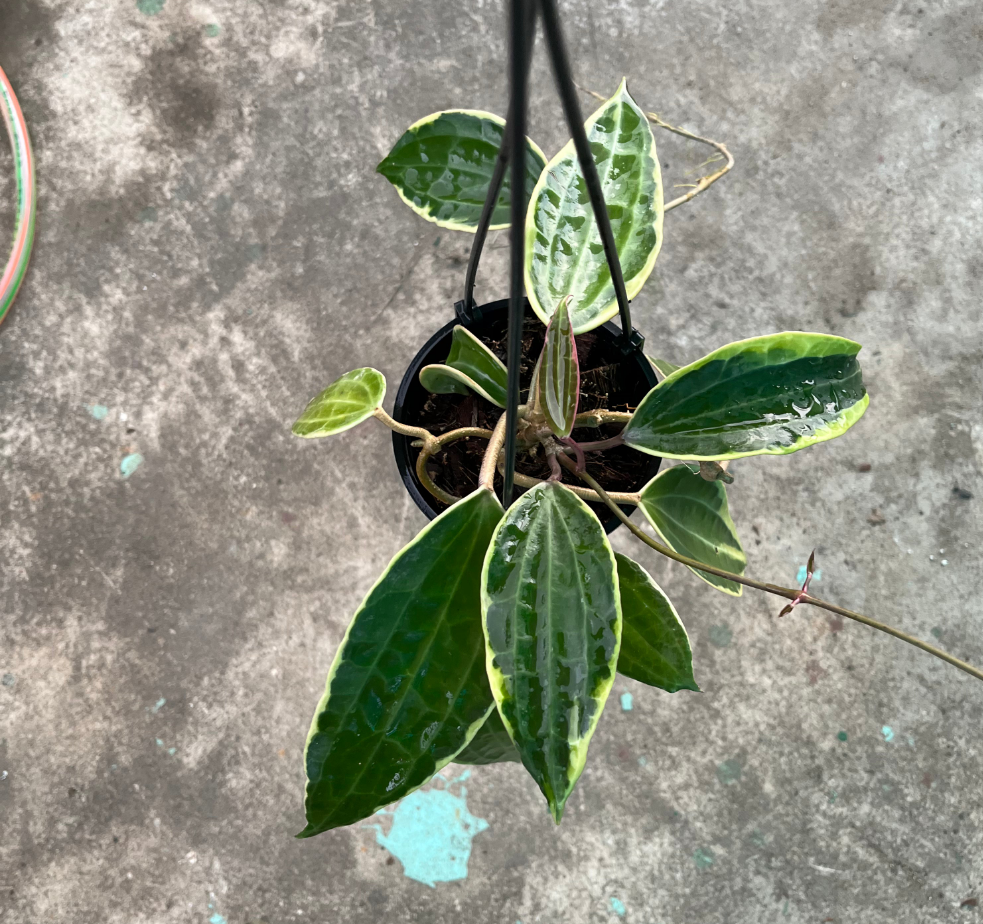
left=0, top=65, right=36, bottom=326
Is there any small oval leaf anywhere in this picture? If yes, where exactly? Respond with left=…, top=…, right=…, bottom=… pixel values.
left=377, top=110, right=547, bottom=232
left=624, top=333, right=869, bottom=459
left=638, top=464, right=746, bottom=596
left=482, top=482, right=621, bottom=823
left=299, top=488, right=504, bottom=837
left=524, top=80, right=663, bottom=333
left=292, top=368, right=386, bottom=438
left=445, top=326, right=509, bottom=407
left=453, top=709, right=521, bottom=765
left=538, top=296, right=580, bottom=437
left=615, top=553, right=699, bottom=693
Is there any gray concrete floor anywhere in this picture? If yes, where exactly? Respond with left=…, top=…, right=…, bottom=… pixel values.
left=2, top=0, right=982, bottom=921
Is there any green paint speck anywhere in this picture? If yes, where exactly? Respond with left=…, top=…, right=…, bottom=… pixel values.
left=1, top=673, right=15, bottom=687
left=693, top=847, right=715, bottom=869
left=86, top=404, right=109, bottom=420
left=609, top=897, right=626, bottom=917
left=204, top=23, right=221, bottom=37
left=881, top=725, right=894, bottom=742
left=829, top=790, right=837, bottom=803
left=837, top=730, right=848, bottom=742
left=620, top=692, right=633, bottom=712
left=120, top=453, right=144, bottom=478
left=716, top=758, right=742, bottom=785
left=136, top=0, right=165, bottom=15
left=708, top=624, right=732, bottom=648
left=931, top=626, right=943, bottom=640
left=749, top=829, right=767, bottom=848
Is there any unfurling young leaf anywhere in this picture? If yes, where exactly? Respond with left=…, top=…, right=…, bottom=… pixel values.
left=624, top=332, right=869, bottom=460
left=482, top=482, right=621, bottom=823
left=538, top=296, right=580, bottom=437
left=524, top=80, right=664, bottom=334
left=292, top=368, right=386, bottom=438
left=418, top=326, right=508, bottom=407
left=299, top=488, right=503, bottom=837
left=615, top=553, right=699, bottom=693
left=638, top=464, right=746, bottom=596
left=453, top=709, right=520, bottom=765
left=377, top=110, right=547, bottom=231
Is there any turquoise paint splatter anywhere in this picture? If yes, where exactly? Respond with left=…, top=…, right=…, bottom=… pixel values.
left=638, top=756, right=647, bottom=767
left=120, top=453, right=144, bottom=478
left=150, top=697, right=166, bottom=714
left=86, top=404, right=109, bottom=420
left=716, top=759, right=742, bottom=785
left=136, top=0, right=165, bottom=14
left=693, top=847, right=715, bottom=869
left=609, top=897, right=626, bottom=917
left=708, top=624, right=732, bottom=648
left=881, top=725, right=894, bottom=742
left=369, top=774, right=488, bottom=887
left=620, top=692, right=633, bottom=712
left=796, top=565, right=822, bottom=583
left=204, top=23, right=221, bottom=37
left=1, top=673, right=14, bottom=686
left=837, top=730, right=848, bottom=742
left=209, top=915, right=227, bottom=924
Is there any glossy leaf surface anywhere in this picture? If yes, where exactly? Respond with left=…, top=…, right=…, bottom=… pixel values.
left=453, top=709, right=520, bottom=765
left=292, top=368, right=385, bottom=438
left=624, top=333, right=869, bottom=460
left=538, top=296, right=580, bottom=437
left=615, top=554, right=699, bottom=692
left=445, top=326, right=509, bottom=406
left=482, top=482, right=621, bottom=822
left=300, top=488, right=503, bottom=837
left=377, top=110, right=547, bottom=232
left=524, top=80, right=663, bottom=333
left=638, top=464, right=746, bottom=595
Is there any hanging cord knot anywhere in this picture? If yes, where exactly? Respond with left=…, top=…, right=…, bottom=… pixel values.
left=779, top=550, right=816, bottom=617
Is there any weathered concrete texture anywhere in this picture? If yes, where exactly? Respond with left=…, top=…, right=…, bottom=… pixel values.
left=1, top=0, right=982, bottom=921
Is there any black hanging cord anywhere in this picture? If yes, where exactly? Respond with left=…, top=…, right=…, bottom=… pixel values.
left=501, top=0, right=534, bottom=505
left=537, top=0, right=633, bottom=342
left=461, top=2, right=537, bottom=319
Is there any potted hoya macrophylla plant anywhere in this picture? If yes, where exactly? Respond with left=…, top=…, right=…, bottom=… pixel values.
left=287, top=75, right=914, bottom=837
left=287, top=0, right=980, bottom=844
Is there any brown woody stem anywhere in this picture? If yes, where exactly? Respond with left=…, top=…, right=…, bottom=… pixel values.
left=557, top=454, right=983, bottom=686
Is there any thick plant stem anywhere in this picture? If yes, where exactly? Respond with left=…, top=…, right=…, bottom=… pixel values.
left=558, top=455, right=983, bottom=686
left=479, top=414, right=509, bottom=491
left=372, top=407, right=436, bottom=445
left=502, top=460, right=640, bottom=505
left=575, top=410, right=632, bottom=427
left=412, top=426, right=496, bottom=506
left=578, top=85, right=734, bottom=214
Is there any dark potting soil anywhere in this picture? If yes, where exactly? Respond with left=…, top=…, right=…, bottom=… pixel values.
left=408, top=309, right=657, bottom=519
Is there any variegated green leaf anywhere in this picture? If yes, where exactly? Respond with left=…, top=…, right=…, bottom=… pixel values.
left=419, top=365, right=505, bottom=408
left=524, top=80, right=663, bottom=333
left=624, top=333, right=869, bottom=460
left=482, top=482, right=621, bottom=822
left=638, top=464, right=746, bottom=596
left=453, top=709, right=520, bottom=765
left=615, top=553, right=699, bottom=693
left=649, top=356, right=679, bottom=380
left=538, top=296, right=580, bottom=437
left=299, top=488, right=503, bottom=837
left=446, top=326, right=508, bottom=406
left=377, top=110, right=547, bottom=232
left=292, top=368, right=385, bottom=438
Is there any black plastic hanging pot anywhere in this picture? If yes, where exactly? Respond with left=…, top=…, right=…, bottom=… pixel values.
left=391, top=297, right=661, bottom=534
